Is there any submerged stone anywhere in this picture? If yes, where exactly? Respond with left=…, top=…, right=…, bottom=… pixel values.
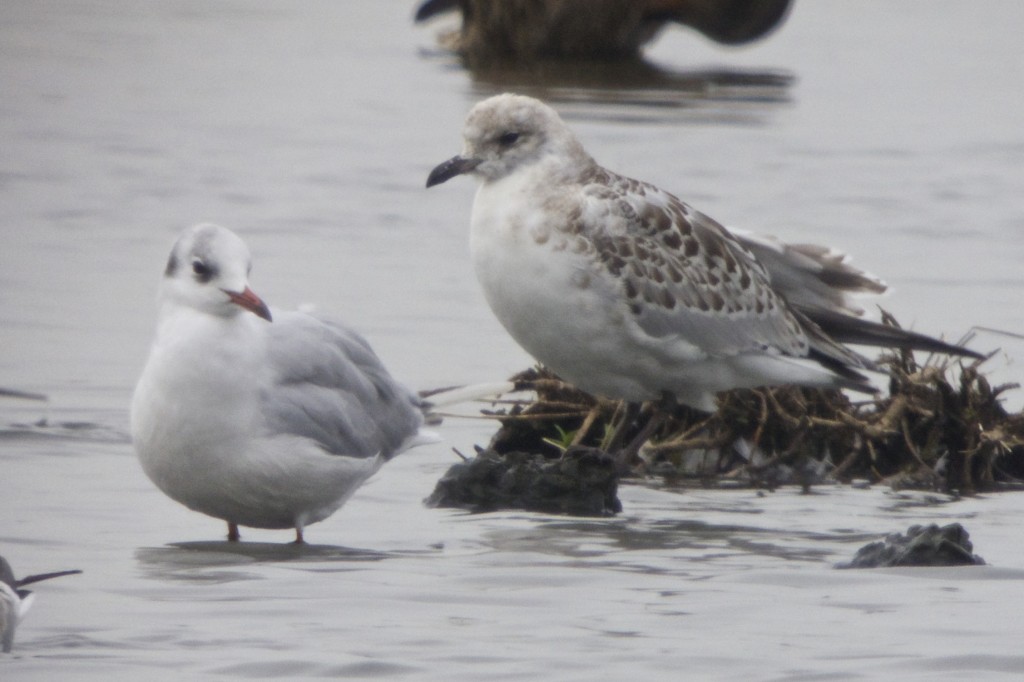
left=836, top=523, right=985, bottom=569
left=425, top=445, right=622, bottom=517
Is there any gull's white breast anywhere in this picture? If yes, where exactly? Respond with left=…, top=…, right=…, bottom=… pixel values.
left=469, top=174, right=709, bottom=403
left=131, top=309, right=382, bottom=530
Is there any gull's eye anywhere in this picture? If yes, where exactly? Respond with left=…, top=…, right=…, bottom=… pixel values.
left=191, top=259, right=213, bottom=282
left=497, top=131, right=520, bottom=147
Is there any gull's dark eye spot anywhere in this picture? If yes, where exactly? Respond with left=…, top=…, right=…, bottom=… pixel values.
left=192, top=259, right=214, bottom=283
left=497, top=131, right=520, bottom=147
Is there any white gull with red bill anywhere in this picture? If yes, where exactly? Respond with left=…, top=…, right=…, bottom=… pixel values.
left=131, top=223, right=435, bottom=543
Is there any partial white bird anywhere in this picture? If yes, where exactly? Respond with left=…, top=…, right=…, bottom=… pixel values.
left=426, top=94, right=979, bottom=453
left=1, top=555, right=80, bottom=653
left=132, top=224, right=438, bottom=543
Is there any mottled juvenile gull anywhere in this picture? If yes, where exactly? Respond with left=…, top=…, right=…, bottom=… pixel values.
left=426, top=94, right=980, bottom=453
left=132, top=224, right=438, bottom=543
left=1, top=555, right=80, bottom=653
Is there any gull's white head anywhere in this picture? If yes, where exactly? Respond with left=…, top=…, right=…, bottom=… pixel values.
left=426, top=93, right=591, bottom=187
left=160, top=223, right=272, bottom=322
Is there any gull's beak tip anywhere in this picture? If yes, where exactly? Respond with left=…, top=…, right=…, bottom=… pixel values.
left=227, top=287, right=273, bottom=322
left=426, top=155, right=481, bottom=188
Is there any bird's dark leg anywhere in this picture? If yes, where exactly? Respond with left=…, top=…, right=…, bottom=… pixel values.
left=616, top=392, right=676, bottom=472
left=293, top=527, right=305, bottom=544
left=227, top=522, right=240, bottom=542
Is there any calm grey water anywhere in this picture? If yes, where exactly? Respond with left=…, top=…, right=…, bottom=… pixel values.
left=3, top=1, right=1024, bottom=679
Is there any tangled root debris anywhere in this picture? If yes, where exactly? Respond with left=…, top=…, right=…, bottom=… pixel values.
left=428, top=314, right=1022, bottom=516
left=476, top=346, right=1024, bottom=495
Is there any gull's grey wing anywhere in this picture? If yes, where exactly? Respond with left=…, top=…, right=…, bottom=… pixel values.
left=731, top=229, right=981, bottom=359
left=1, top=557, right=20, bottom=653
left=260, top=312, right=424, bottom=459
left=578, top=172, right=812, bottom=359
left=730, top=228, right=886, bottom=317
left=1, top=584, right=17, bottom=653
left=0, top=558, right=15, bottom=591
left=576, top=171, right=874, bottom=373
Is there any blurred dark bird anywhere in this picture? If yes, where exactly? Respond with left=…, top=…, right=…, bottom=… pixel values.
left=415, top=0, right=793, bottom=61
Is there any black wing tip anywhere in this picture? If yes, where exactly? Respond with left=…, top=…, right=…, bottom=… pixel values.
left=806, top=308, right=985, bottom=361
left=16, top=569, right=83, bottom=587
left=808, top=349, right=879, bottom=395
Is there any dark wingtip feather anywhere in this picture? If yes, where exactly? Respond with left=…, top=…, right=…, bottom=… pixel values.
left=16, top=569, right=83, bottom=587
left=414, top=0, right=459, bottom=23
left=804, top=308, right=984, bottom=360
left=808, top=348, right=879, bottom=395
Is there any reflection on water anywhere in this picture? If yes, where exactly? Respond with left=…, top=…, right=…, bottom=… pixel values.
left=135, top=542, right=394, bottom=583
left=0, top=417, right=129, bottom=445
left=425, top=48, right=795, bottom=125
left=479, top=515, right=847, bottom=566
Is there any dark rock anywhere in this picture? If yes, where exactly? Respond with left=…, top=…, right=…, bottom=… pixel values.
left=425, top=445, right=622, bottom=516
left=837, top=523, right=985, bottom=569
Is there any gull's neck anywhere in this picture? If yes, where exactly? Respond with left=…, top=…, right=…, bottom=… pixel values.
left=150, top=300, right=265, bottom=369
